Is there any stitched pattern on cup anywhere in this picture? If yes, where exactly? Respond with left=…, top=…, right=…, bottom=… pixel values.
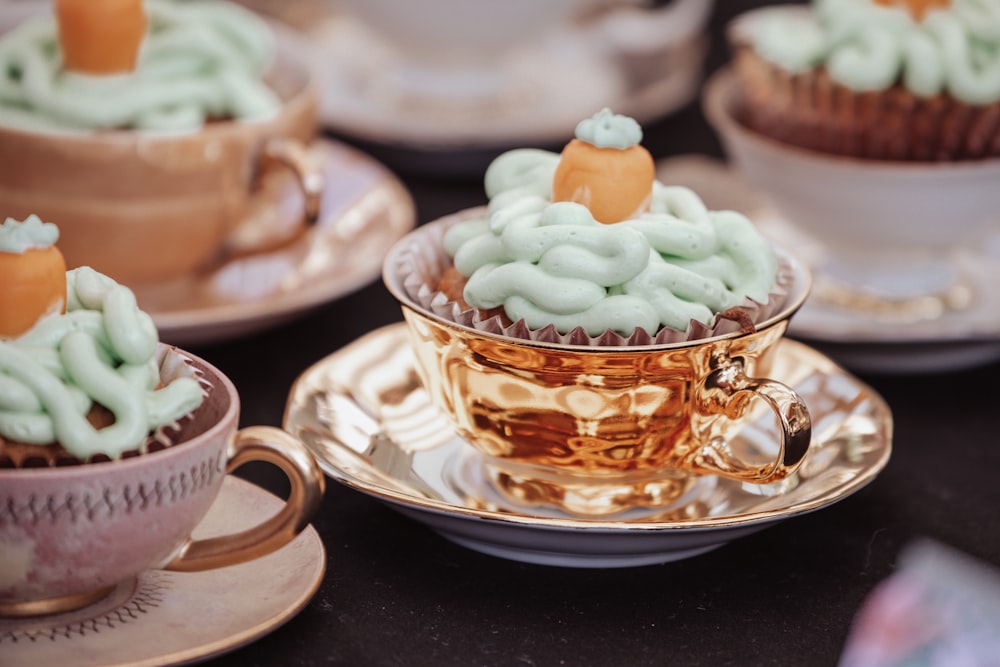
left=0, top=571, right=171, bottom=644
left=0, top=459, right=220, bottom=526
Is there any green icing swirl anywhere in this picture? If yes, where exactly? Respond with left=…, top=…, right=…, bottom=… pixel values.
left=573, top=108, right=643, bottom=149
left=748, top=0, right=1000, bottom=104
left=444, top=149, right=777, bottom=335
left=0, top=0, right=280, bottom=133
left=0, top=214, right=58, bottom=253
left=0, top=267, right=205, bottom=459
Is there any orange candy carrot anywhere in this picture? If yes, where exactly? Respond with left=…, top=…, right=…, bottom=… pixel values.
left=552, top=138, right=655, bottom=225
left=55, top=0, right=147, bottom=75
left=0, top=246, right=67, bottom=338
left=872, top=0, right=950, bottom=21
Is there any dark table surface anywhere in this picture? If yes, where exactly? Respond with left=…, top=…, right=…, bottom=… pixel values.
left=192, top=2, right=1000, bottom=665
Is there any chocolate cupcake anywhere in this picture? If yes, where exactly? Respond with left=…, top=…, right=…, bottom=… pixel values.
left=728, top=0, right=1000, bottom=161
left=388, top=109, right=795, bottom=347
left=0, top=216, right=206, bottom=468
left=381, top=111, right=813, bottom=516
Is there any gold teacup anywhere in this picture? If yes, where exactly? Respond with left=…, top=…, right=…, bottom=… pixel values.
left=383, top=215, right=813, bottom=517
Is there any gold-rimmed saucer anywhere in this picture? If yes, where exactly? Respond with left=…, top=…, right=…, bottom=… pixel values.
left=0, top=476, right=326, bottom=667
left=135, top=138, right=415, bottom=346
left=285, top=323, right=892, bottom=569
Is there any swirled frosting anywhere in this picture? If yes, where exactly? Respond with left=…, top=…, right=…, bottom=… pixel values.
left=0, top=214, right=58, bottom=253
left=0, top=0, right=280, bottom=132
left=574, top=108, right=643, bottom=149
left=0, top=267, right=205, bottom=459
left=747, top=0, right=1000, bottom=104
left=444, top=149, right=777, bottom=335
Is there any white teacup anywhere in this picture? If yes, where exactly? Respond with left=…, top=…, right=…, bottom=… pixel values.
left=703, top=67, right=1000, bottom=304
left=332, top=0, right=601, bottom=59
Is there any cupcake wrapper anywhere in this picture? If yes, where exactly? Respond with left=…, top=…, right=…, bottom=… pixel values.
left=390, top=209, right=795, bottom=347
left=732, top=45, right=1000, bottom=161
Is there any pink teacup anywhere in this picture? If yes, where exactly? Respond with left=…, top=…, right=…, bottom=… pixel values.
left=0, top=346, right=325, bottom=617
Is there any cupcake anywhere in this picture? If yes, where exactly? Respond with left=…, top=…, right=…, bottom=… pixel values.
left=0, top=0, right=280, bottom=132
left=383, top=110, right=812, bottom=516
left=394, top=108, right=790, bottom=345
left=1, top=215, right=326, bottom=614
left=0, top=215, right=206, bottom=468
left=0, top=0, right=319, bottom=285
left=728, top=0, right=1000, bottom=161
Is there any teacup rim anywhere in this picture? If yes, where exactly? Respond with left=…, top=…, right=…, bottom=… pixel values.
left=0, top=345, right=239, bottom=479
left=383, top=211, right=812, bottom=353
left=702, top=65, right=1000, bottom=176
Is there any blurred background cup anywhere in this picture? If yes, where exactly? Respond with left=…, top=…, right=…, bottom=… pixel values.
left=326, top=0, right=626, bottom=100
left=0, top=26, right=323, bottom=286
left=703, top=67, right=1000, bottom=308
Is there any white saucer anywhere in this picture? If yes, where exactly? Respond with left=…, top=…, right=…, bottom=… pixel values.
left=285, top=323, right=892, bottom=569
left=0, top=476, right=326, bottom=667
left=135, top=138, right=415, bottom=346
left=656, top=155, right=1000, bottom=374
left=304, top=3, right=710, bottom=175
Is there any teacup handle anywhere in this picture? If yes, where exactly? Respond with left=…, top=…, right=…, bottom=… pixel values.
left=163, top=426, right=325, bottom=572
left=690, top=355, right=811, bottom=483
left=259, top=137, right=324, bottom=224
left=199, top=138, right=325, bottom=273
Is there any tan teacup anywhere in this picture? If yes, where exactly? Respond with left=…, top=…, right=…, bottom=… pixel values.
left=383, top=216, right=813, bottom=517
left=0, top=346, right=325, bottom=618
left=0, top=31, right=322, bottom=285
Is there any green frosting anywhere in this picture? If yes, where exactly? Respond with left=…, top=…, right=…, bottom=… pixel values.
left=0, top=267, right=205, bottom=459
left=444, top=149, right=777, bottom=336
left=0, top=214, right=58, bottom=253
left=573, top=108, right=643, bottom=149
left=0, top=0, right=280, bottom=132
left=748, top=0, right=1000, bottom=104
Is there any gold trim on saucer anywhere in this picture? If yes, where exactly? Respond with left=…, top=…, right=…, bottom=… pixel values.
left=0, top=584, right=118, bottom=618
left=0, top=477, right=325, bottom=666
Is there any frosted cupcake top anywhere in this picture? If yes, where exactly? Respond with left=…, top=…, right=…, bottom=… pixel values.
left=0, top=0, right=280, bottom=133
left=745, top=0, right=1000, bottom=104
left=444, top=149, right=777, bottom=336
left=574, top=107, right=643, bottom=149
left=0, top=214, right=58, bottom=252
left=0, top=251, right=205, bottom=459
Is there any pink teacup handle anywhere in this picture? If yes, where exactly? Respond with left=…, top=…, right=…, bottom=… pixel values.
left=164, top=426, right=325, bottom=572
left=691, top=355, right=812, bottom=483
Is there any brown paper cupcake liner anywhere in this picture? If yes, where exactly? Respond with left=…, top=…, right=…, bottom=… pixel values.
left=731, top=44, right=1000, bottom=162
left=0, top=347, right=211, bottom=469
left=391, top=209, right=794, bottom=347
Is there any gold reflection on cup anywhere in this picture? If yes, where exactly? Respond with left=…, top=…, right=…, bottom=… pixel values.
left=381, top=213, right=815, bottom=517
left=401, top=304, right=812, bottom=517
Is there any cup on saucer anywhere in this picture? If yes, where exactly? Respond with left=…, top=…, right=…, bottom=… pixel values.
left=382, top=215, right=814, bottom=518
left=0, top=346, right=325, bottom=618
left=0, top=6, right=324, bottom=285
left=327, top=0, right=618, bottom=109
left=703, top=67, right=998, bottom=320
